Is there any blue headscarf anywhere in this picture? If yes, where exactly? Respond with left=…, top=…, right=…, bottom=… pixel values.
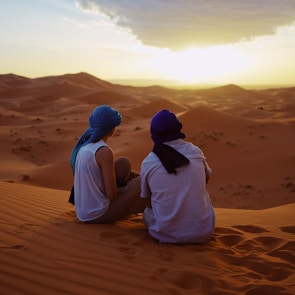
left=70, top=105, right=122, bottom=172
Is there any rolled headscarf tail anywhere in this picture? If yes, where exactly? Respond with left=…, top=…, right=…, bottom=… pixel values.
left=153, top=143, right=190, bottom=174
left=70, top=128, right=91, bottom=172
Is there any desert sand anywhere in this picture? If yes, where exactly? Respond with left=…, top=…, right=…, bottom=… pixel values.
left=0, top=73, right=294, bottom=294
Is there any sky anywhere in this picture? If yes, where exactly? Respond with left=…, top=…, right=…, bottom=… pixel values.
left=1, top=0, right=295, bottom=86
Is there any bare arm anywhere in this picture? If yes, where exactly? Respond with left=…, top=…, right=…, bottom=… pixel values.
left=95, top=146, right=117, bottom=200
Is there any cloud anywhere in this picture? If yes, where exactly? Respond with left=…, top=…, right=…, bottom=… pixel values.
left=75, top=0, right=295, bottom=49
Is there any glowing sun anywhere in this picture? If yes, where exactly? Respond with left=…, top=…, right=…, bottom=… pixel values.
left=149, top=45, right=251, bottom=84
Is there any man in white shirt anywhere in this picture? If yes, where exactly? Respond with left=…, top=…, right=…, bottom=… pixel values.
left=140, top=109, right=215, bottom=244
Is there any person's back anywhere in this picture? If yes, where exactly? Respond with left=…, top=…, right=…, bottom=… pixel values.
left=140, top=110, right=215, bottom=244
left=75, top=141, right=110, bottom=222
left=70, top=105, right=145, bottom=224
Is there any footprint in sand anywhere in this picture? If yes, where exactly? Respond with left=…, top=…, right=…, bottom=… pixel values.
left=232, top=225, right=269, bottom=233
left=214, top=227, right=245, bottom=249
left=214, top=227, right=243, bottom=235
left=215, top=226, right=273, bottom=255
left=217, top=234, right=244, bottom=247
left=242, top=258, right=294, bottom=282
left=267, top=240, right=295, bottom=263
left=235, top=238, right=267, bottom=254
left=150, top=268, right=214, bottom=292
left=254, top=236, right=284, bottom=251
left=279, top=226, right=295, bottom=234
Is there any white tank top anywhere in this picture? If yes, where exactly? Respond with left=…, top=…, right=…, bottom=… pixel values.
left=74, top=140, right=110, bottom=222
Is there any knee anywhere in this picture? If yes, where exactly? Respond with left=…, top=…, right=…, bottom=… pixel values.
left=115, top=157, right=131, bottom=185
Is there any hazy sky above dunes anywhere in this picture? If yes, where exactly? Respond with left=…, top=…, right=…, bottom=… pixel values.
left=1, top=0, right=295, bottom=86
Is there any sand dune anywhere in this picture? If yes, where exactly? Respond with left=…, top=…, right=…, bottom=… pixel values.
left=123, top=97, right=186, bottom=119
left=0, top=181, right=294, bottom=295
left=0, top=73, right=294, bottom=294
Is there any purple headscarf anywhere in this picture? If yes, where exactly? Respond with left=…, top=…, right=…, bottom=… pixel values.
left=150, top=109, right=185, bottom=144
left=150, top=110, right=189, bottom=174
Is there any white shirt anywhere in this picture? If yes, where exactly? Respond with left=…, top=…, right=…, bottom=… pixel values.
left=140, top=139, right=215, bottom=243
left=74, top=140, right=110, bottom=222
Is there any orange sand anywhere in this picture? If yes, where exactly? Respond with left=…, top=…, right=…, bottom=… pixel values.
left=0, top=73, right=294, bottom=294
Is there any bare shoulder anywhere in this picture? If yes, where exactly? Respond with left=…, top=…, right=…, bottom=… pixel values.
left=95, top=145, right=113, bottom=165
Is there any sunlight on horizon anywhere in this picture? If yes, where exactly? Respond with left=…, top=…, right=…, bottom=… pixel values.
left=0, top=2, right=294, bottom=85
left=146, top=46, right=252, bottom=84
